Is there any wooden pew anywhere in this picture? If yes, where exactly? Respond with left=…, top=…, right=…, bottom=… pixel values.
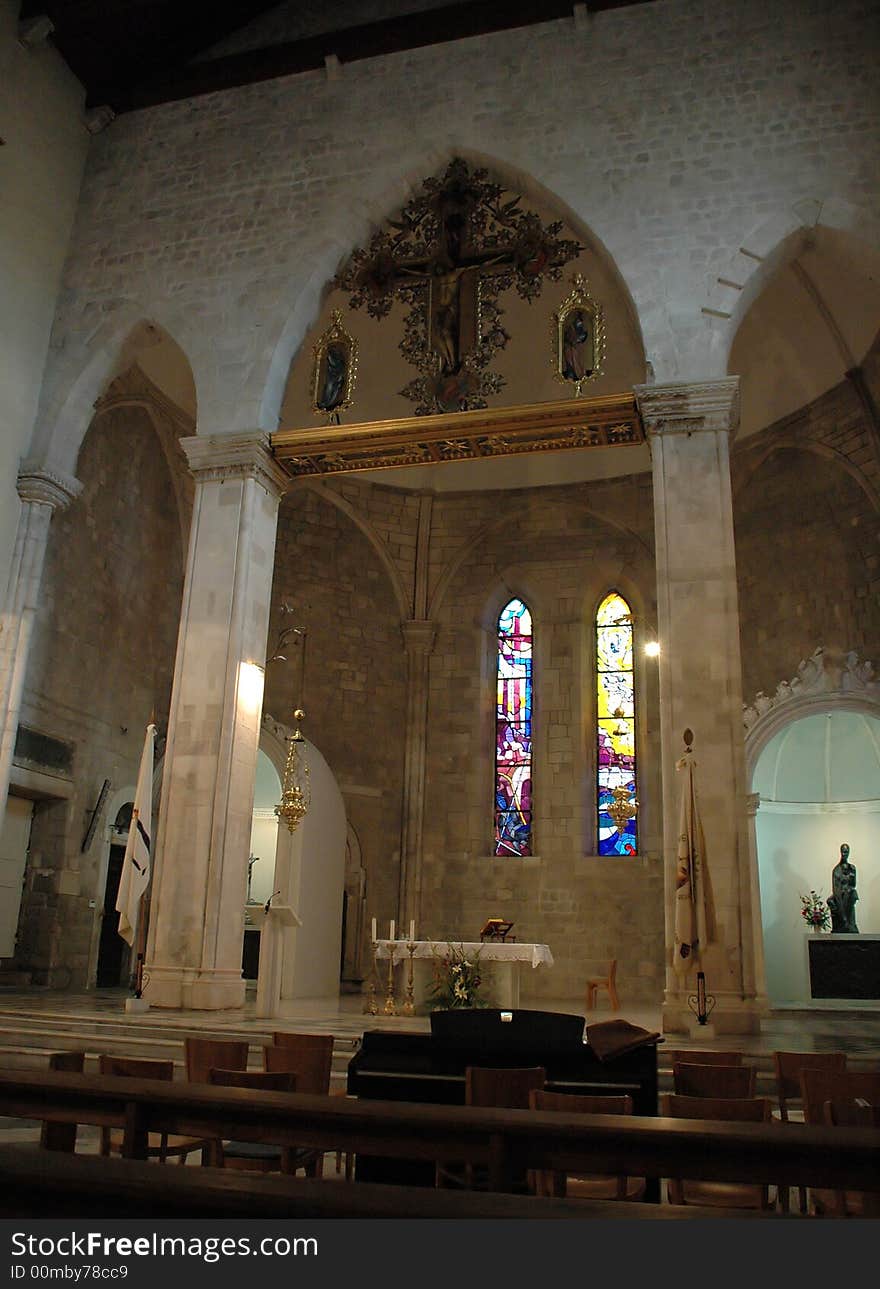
left=0, top=1144, right=782, bottom=1220
left=0, top=1068, right=877, bottom=1204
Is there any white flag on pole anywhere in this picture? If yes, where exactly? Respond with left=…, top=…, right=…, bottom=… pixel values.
left=115, top=723, right=156, bottom=947
left=672, top=747, right=715, bottom=981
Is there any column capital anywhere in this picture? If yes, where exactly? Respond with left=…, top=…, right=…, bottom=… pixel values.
left=400, top=620, right=438, bottom=656
left=745, top=792, right=761, bottom=817
left=635, top=377, right=740, bottom=442
left=16, top=461, right=83, bottom=510
left=181, top=432, right=289, bottom=499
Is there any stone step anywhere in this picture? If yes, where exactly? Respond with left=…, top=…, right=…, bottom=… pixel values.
left=0, top=1010, right=356, bottom=1089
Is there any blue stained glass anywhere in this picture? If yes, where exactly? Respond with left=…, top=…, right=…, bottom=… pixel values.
left=495, top=598, right=532, bottom=857
left=596, top=591, right=638, bottom=856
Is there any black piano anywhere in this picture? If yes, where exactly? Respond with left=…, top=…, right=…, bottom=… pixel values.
left=347, top=1008, right=661, bottom=1191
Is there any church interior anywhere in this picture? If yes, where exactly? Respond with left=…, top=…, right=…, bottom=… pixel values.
left=1, top=0, right=879, bottom=1219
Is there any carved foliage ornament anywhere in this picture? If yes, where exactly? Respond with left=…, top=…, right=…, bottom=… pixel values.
left=743, top=646, right=878, bottom=729
left=333, top=158, right=582, bottom=415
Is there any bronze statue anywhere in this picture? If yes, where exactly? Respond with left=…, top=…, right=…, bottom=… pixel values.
left=827, top=843, right=859, bottom=933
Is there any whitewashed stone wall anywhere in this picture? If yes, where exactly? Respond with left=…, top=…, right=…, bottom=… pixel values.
left=31, top=0, right=880, bottom=469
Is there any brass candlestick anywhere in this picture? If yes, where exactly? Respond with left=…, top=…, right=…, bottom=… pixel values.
left=363, top=939, right=379, bottom=1015
left=383, top=940, right=398, bottom=1015
left=401, top=941, right=417, bottom=1016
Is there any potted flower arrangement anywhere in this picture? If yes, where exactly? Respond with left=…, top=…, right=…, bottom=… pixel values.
left=428, top=941, right=489, bottom=1009
left=800, top=889, right=830, bottom=933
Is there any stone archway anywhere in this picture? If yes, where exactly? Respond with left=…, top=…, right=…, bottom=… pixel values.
left=744, top=646, right=880, bottom=1005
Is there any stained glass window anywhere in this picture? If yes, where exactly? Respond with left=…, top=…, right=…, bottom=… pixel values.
left=494, top=598, right=532, bottom=857
left=596, top=591, right=637, bottom=856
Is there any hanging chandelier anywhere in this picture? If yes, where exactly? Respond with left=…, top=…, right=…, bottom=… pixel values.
left=275, top=708, right=311, bottom=833
left=269, top=607, right=311, bottom=833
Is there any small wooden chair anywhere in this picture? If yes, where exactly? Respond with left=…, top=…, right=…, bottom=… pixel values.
left=818, top=1096, right=880, bottom=1217
left=773, top=1050, right=847, bottom=1212
left=183, top=1036, right=249, bottom=1083
left=263, top=1038, right=335, bottom=1177
left=661, top=1093, right=776, bottom=1210
left=665, top=1049, right=743, bottom=1066
left=97, top=1054, right=205, bottom=1163
left=207, top=1067, right=298, bottom=1172
left=40, top=1052, right=85, bottom=1153
left=436, top=1065, right=546, bottom=1190
left=800, top=1068, right=880, bottom=1217
left=673, top=1061, right=756, bottom=1099
left=585, top=960, right=619, bottom=1011
left=528, top=1089, right=645, bottom=1201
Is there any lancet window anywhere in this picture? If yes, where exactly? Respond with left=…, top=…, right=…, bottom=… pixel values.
left=494, top=598, right=532, bottom=857
left=596, top=591, right=638, bottom=855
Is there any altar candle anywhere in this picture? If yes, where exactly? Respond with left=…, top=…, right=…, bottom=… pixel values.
left=389, top=919, right=395, bottom=941
left=409, top=920, right=415, bottom=942
left=371, top=917, right=377, bottom=943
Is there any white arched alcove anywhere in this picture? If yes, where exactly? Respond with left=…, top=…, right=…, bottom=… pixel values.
left=745, top=650, right=880, bottom=1006
left=260, top=717, right=347, bottom=1006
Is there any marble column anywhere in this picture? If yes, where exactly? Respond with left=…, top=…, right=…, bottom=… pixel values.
left=145, top=433, right=288, bottom=1010
left=636, top=378, right=767, bottom=1034
left=397, top=618, right=438, bottom=931
left=0, top=463, right=82, bottom=810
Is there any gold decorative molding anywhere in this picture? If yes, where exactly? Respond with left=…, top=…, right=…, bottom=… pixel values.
left=271, top=391, right=643, bottom=479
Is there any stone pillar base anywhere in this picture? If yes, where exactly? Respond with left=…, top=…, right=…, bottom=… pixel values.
left=144, top=965, right=246, bottom=1011
left=662, top=991, right=768, bottom=1036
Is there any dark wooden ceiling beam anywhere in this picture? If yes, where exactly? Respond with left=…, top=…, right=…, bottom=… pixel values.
left=81, top=1, right=655, bottom=113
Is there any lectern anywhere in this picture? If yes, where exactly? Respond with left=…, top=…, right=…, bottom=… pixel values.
left=247, top=901, right=301, bottom=1018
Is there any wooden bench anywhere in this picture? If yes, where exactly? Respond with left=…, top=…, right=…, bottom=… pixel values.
left=0, top=1068, right=877, bottom=1205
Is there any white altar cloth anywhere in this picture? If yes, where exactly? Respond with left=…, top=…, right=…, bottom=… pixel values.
left=374, top=940, right=553, bottom=968
left=373, top=940, right=553, bottom=1009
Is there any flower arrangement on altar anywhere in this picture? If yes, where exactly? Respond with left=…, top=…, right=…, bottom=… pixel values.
left=428, top=941, right=488, bottom=1009
left=800, top=889, right=831, bottom=932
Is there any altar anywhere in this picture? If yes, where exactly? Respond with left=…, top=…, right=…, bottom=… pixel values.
left=374, top=939, right=553, bottom=1011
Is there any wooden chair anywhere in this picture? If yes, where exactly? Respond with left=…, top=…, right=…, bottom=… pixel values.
left=207, top=1068, right=298, bottom=1173
left=585, top=960, right=619, bottom=1012
left=774, top=1051, right=847, bottom=1121
left=183, top=1036, right=249, bottom=1083
left=263, top=1038, right=335, bottom=1177
left=40, top=1052, right=85, bottom=1153
left=528, top=1089, right=646, bottom=1201
left=799, top=1068, right=880, bottom=1217
left=436, top=1065, right=546, bottom=1190
left=183, top=1036, right=249, bottom=1164
left=819, top=1095, right=880, bottom=1218
left=672, top=1061, right=756, bottom=1099
left=665, top=1049, right=743, bottom=1066
left=773, top=1050, right=848, bottom=1212
left=97, top=1054, right=205, bottom=1164
left=660, top=1092, right=776, bottom=1210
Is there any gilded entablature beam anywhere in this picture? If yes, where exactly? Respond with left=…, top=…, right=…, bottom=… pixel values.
left=271, top=392, right=643, bottom=479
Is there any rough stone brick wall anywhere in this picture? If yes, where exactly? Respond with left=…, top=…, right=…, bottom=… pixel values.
left=36, top=0, right=880, bottom=448
left=266, top=482, right=410, bottom=928
left=16, top=405, right=188, bottom=987
left=733, top=373, right=880, bottom=707
left=418, top=473, right=664, bottom=1004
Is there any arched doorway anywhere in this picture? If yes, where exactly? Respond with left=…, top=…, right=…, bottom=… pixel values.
left=750, top=702, right=880, bottom=1005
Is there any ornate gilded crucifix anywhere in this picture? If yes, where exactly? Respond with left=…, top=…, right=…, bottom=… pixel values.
left=334, top=158, right=582, bottom=415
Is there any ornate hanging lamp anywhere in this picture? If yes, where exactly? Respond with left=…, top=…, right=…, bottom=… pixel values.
left=270, top=608, right=311, bottom=833
left=275, top=707, right=311, bottom=833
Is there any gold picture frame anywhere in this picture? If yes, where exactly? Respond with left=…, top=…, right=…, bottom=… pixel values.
left=552, top=274, right=605, bottom=397
left=311, top=310, right=358, bottom=420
